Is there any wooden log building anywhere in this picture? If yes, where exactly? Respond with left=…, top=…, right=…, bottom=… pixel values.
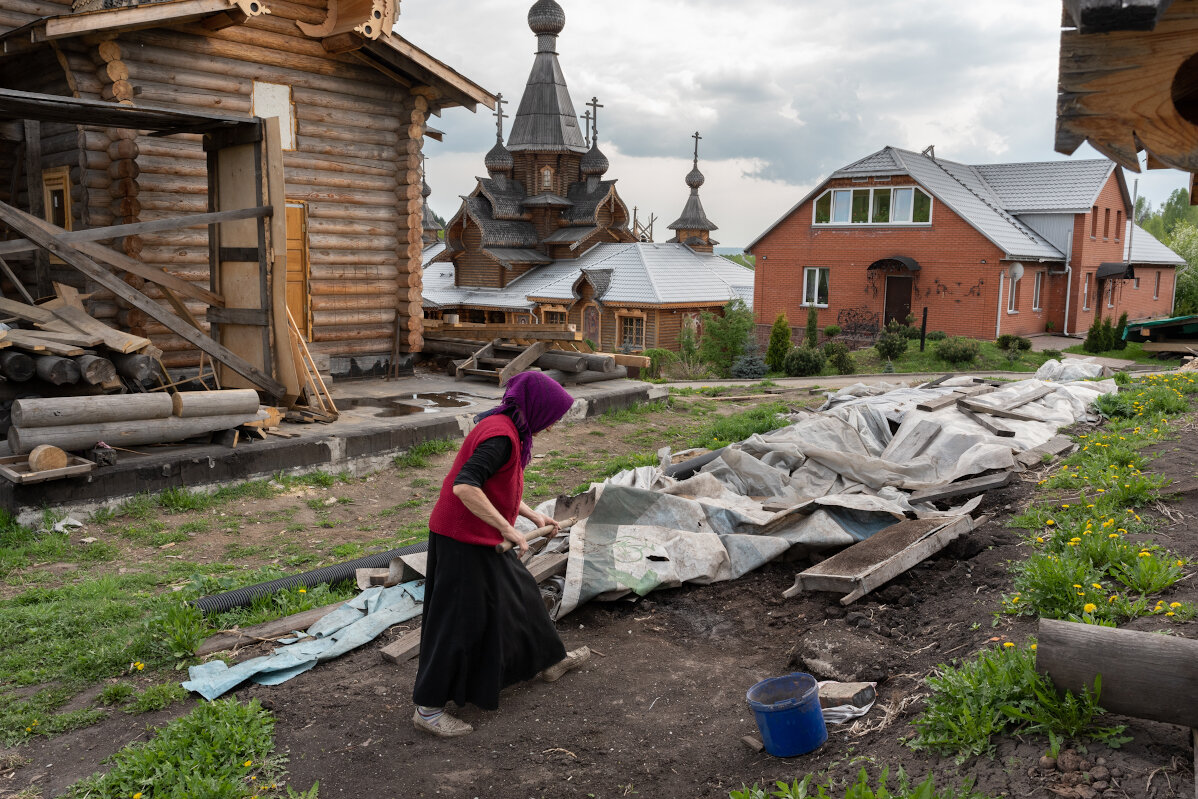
left=0, top=0, right=492, bottom=374
left=422, top=0, right=754, bottom=354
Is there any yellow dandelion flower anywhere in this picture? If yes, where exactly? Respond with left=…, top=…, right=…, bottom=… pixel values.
left=1170, top=602, right=1182, bottom=609
left=1083, top=603, right=1097, bottom=613
left=1030, top=643, right=1037, bottom=651
left=1061, top=504, right=1070, bottom=509
left=1167, top=612, right=1176, bottom=617
left=1046, top=520, right=1055, bottom=526
left=134, top=662, right=144, bottom=671
left=244, top=760, right=253, bottom=768
left=1091, top=583, right=1102, bottom=589
left=298, top=588, right=306, bottom=594
left=133, top=794, right=143, bottom=799
left=1036, top=536, right=1045, bottom=543
left=1003, top=642, right=1015, bottom=648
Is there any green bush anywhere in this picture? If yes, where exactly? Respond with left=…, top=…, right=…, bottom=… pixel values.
left=927, top=330, right=948, bottom=341
left=935, top=336, right=981, bottom=365
left=730, top=768, right=992, bottom=799
left=805, top=305, right=819, bottom=348
left=823, top=339, right=849, bottom=359
left=765, top=313, right=791, bottom=372
left=642, top=348, right=677, bottom=379
left=1084, top=316, right=1118, bottom=353
left=830, top=351, right=856, bottom=375
left=875, top=327, right=909, bottom=361
left=997, top=334, right=1033, bottom=351
left=783, top=346, right=825, bottom=377
left=730, top=333, right=767, bottom=380
left=1113, top=312, right=1129, bottom=351
left=698, top=298, right=755, bottom=376
left=822, top=324, right=841, bottom=338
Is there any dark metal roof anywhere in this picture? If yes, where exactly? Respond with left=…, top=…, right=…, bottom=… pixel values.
left=0, top=87, right=247, bottom=134
left=484, top=140, right=514, bottom=173
left=462, top=196, right=540, bottom=248
left=1096, top=261, right=1134, bottom=279
left=1063, top=0, right=1173, bottom=32
left=506, top=3, right=587, bottom=153
left=523, top=192, right=573, bottom=208
left=868, top=256, right=921, bottom=272
left=476, top=178, right=528, bottom=221
left=544, top=225, right=597, bottom=242
left=580, top=143, right=610, bottom=176
left=667, top=190, right=717, bottom=231
left=580, top=267, right=613, bottom=297
left=564, top=179, right=619, bottom=223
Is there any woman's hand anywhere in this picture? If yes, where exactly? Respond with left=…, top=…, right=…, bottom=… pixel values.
left=500, top=524, right=529, bottom=556
left=522, top=506, right=561, bottom=538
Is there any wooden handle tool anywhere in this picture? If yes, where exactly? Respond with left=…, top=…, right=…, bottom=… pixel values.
left=495, top=517, right=578, bottom=554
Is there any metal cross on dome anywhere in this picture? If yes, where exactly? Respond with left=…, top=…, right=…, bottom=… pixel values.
left=581, top=110, right=592, bottom=148
left=493, top=92, right=509, bottom=141
left=692, top=130, right=702, bottom=164
left=587, top=96, right=604, bottom=142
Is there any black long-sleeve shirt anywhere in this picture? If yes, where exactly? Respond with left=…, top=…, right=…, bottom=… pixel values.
left=452, top=436, right=514, bottom=489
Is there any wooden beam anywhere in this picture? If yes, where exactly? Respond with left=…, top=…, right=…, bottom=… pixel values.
left=499, top=341, right=546, bottom=387
left=74, top=238, right=225, bottom=309
left=0, top=297, right=55, bottom=324
left=915, top=385, right=996, bottom=412
left=1037, top=618, right=1198, bottom=729
left=49, top=305, right=150, bottom=353
left=195, top=601, right=346, bottom=656
left=0, top=206, right=272, bottom=257
left=4, top=329, right=82, bottom=355
left=0, top=254, right=35, bottom=304
left=958, top=398, right=1043, bottom=423
left=908, top=471, right=1013, bottom=505
left=0, top=199, right=285, bottom=396
left=880, top=418, right=942, bottom=462
left=379, top=627, right=421, bottom=665
left=22, top=119, right=50, bottom=299
left=43, top=0, right=253, bottom=40
left=957, top=404, right=1015, bottom=437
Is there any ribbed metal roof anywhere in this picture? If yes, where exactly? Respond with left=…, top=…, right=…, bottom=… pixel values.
left=1125, top=222, right=1185, bottom=265
left=972, top=160, right=1114, bottom=213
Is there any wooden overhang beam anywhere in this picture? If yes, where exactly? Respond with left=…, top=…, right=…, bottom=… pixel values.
left=0, top=88, right=248, bottom=135
left=335, top=32, right=494, bottom=112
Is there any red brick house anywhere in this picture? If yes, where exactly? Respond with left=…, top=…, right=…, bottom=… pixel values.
left=746, top=147, right=1183, bottom=342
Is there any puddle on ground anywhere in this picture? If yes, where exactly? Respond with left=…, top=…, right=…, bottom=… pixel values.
left=340, top=392, right=474, bottom=418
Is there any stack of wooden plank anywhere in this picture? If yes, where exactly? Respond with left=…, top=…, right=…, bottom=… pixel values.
left=0, top=291, right=158, bottom=392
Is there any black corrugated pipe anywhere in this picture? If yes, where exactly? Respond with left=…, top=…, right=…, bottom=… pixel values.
left=664, top=446, right=728, bottom=480
left=193, top=540, right=430, bottom=615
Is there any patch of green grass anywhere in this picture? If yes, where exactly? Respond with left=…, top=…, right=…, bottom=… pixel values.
left=63, top=698, right=294, bottom=799
left=1063, top=341, right=1182, bottom=367
left=731, top=768, right=995, bottom=799
left=851, top=339, right=1052, bottom=375
left=159, top=487, right=215, bottom=513
left=125, top=682, right=189, bottom=715
left=0, top=685, right=109, bottom=746
left=97, top=683, right=135, bottom=706
left=393, top=438, right=456, bottom=469
left=598, top=399, right=669, bottom=423
left=178, top=519, right=213, bottom=535
left=909, top=641, right=1129, bottom=760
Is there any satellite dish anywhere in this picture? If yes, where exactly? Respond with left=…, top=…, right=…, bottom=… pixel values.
left=1007, top=262, right=1025, bottom=281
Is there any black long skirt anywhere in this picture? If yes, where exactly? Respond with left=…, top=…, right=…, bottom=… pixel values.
left=411, top=531, right=566, bottom=711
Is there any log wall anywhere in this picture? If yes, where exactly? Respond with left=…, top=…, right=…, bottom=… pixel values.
left=1, top=2, right=431, bottom=364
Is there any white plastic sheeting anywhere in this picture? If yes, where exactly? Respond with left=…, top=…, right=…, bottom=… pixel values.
left=539, top=376, right=1116, bottom=617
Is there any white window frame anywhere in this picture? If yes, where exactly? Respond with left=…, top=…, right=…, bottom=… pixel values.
left=1032, top=272, right=1043, bottom=311
left=1154, top=271, right=1161, bottom=300
left=801, top=267, right=830, bottom=308
left=813, top=185, right=932, bottom=226
left=1106, top=281, right=1114, bottom=309
left=541, top=167, right=553, bottom=189
left=1007, top=276, right=1020, bottom=313
left=1082, top=273, right=1091, bottom=310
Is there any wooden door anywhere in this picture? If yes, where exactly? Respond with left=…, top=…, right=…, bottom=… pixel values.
left=884, top=276, right=912, bottom=325
left=285, top=204, right=309, bottom=340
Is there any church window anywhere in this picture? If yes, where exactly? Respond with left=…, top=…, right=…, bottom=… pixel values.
left=541, top=167, right=554, bottom=190
left=802, top=267, right=830, bottom=307
left=544, top=310, right=567, bottom=325
left=42, top=166, right=72, bottom=230
left=814, top=186, right=931, bottom=226
left=619, top=315, right=645, bottom=350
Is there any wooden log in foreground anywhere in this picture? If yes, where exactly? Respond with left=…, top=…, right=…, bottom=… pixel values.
left=28, top=444, right=68, bottom=472
left=0, top=350, right=34, bottom=382
left=110, top=352, right=156, bottom=382
left=172, top=388, right=260, bottom=418
left=195, top=601, right=345, bottom=657
left=1037, top=618, right=1198, bottom=729
left=8, top=410, right=265, bottom=453
left=35, top=356, right=80, bottom=386
left=12, top=393, right=172, bottom=428
left=75, top=354, right=116, bottom=385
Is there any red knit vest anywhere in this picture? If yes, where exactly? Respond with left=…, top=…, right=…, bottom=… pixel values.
left=428, top=414, right=524, bottom=547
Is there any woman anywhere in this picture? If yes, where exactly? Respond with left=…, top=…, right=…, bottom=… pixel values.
left=412, top=371, right=591, bottom=737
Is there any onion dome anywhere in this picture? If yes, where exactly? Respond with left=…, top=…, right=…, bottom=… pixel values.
left=484, top=139, right=514, bottom=174
left=685, top=164, right=705, bottom=190
left=422, top=178, right=432, bottom=199
left=528, top=0, right=565, bottom=36
left=580, top=142, right=609, bottom=177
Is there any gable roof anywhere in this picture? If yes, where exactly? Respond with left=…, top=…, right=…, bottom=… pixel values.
left=1126, top=222, right=1185, bottom=265
left=746, top=147, right=1128, bottom=260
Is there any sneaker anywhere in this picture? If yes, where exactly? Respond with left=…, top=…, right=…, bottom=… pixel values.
left=539, top=646, right=591, bottom=683
left=411, top=709, right=473, bottom=737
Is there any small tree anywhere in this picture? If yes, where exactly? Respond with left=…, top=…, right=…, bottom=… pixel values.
left=698, top=298, right=755, bottom=376
left=805, top=305, right=819, bottom=348
left=766, top=313, right=791, bottom=372
left=875, top=321, right=909, bottom=360
left=731, top=331, right=768, bottom=380
left=1083, top=316, right=1105, bottom=353
left=783, top=346, right=825, bottom=377
left=1113, top=312, right=1129, bottom=351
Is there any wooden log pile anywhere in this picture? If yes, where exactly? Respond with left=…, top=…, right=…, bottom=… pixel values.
left=423, top=334, right=650, bottom=386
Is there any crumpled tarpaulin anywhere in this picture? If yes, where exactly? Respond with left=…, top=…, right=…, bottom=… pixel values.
left=182, top=581, right=424, bottom=700
left=543, top=376, right=1116, bottom=617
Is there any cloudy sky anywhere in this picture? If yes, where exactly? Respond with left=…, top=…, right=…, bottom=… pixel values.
left=401, top=0, right=1189, bottom=249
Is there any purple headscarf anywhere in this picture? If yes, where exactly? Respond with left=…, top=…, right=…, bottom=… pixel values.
left=475, top=371, right=575, bottom=467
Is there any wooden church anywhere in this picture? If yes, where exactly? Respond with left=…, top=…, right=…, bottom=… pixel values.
left=424, top=0, right=752, bottom=353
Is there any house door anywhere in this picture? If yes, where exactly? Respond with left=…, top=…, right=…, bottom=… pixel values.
left=884, top=276, right=912, bottom=326
left=583, top=304, right=600, bottom=344
left=285, top=204, right=310, bottom=340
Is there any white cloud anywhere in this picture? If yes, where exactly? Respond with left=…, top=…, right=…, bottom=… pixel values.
left=405, top=0, right=1191, bottom=248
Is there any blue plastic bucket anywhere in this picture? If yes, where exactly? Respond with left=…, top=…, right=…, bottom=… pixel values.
left=746, top=673, right=828, bottom=757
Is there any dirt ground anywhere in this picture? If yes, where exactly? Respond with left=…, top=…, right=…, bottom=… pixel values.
left=4, top=393, right=1197, bottom=799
